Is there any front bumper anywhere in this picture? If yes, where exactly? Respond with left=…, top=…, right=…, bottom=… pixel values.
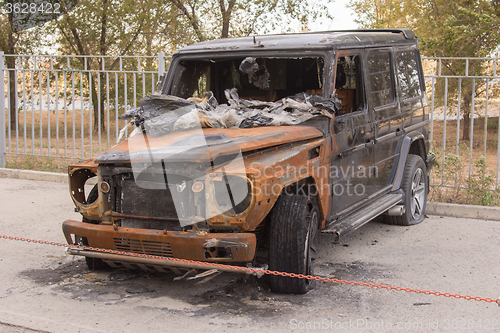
left=62, top=220, right=256, bottom=262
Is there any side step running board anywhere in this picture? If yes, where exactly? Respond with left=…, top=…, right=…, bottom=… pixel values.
left=321, top=193, right=403, bottom=242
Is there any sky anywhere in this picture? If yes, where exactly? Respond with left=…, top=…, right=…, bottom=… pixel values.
left=309, top=0, right=358, bottom=32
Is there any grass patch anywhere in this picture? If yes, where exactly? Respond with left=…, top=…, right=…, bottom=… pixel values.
left=5, top=154, right=79, bottom=173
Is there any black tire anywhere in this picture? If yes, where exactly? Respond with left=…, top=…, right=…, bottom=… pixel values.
left=81, top=184, right=108, bottom=270
left=268, top=195, right=319, bottom=294
left=387, top=154, right=427, bottom=226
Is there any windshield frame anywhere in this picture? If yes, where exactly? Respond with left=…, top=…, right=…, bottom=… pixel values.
left=163, top=49, right=335, bottom=100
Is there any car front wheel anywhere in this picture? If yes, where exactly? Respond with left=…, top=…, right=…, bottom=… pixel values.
left=268, top=195, right=319, bottom=294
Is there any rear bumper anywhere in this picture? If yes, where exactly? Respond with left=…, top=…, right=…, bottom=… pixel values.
left=62, top=220, right=256, bottom=262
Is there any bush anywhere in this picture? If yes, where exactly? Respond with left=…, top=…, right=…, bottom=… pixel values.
left=429, top=146, right=500, bottom=206
left=467, top=156, right=500, bottom=206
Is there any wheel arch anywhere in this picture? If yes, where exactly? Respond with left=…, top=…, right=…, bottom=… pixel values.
left=282, top=176, right=327, bottom=228
left=390, top=131, right=427, bottom=191
left=256, top=176, right=326, bottom=231
left=408, top=132, right=427, bottom=161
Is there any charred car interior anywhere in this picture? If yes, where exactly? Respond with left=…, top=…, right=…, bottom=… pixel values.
left=169, top=57, right=324, bottom=103
left=63, top=29, right=435, bottom=294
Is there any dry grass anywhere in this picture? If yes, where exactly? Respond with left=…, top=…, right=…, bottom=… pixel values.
left=431, top=116, right=500, bottom=165
left=3, top=107, right=129, bottom=172
left=429, top=116, right=500, bottom=205
left=4, top=107, right=127, bottom=154
left=5, top=155, right=78, bottom=173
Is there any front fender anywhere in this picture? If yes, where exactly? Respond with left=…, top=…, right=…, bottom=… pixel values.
left=233, top=138, right=329, bottom=231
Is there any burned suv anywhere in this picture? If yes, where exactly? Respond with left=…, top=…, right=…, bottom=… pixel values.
left=63, top=29, right=434, bottom=294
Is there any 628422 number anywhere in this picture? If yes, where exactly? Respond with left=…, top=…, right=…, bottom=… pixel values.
left=4, top=2, right=61, bottom=14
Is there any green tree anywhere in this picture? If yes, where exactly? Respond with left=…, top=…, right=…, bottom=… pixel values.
left=50, top=0, right=187, bottom=132
left=0, top=1, right=46, bottom=130
left=170, top=0, right=332, bottom=41
left=350, top=0, right=500, bottom=140
left=0, top=11, right=17, bottom=131
left=52, top=0, right=332, bottom=132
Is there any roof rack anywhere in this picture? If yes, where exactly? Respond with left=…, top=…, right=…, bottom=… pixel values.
left=325, top=29, right=416, bottom=40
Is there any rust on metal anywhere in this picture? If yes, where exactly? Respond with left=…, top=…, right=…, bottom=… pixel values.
left=109, top=212, right=179, bottom=222
left=96, top=126, right=325, bottom=164
left=63, top=220, right=256, bottom=262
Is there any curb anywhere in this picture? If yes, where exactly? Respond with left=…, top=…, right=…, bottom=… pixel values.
left=426, top=202, right=500, bottom=222
left=0, top=168, right=67, bottom=183
left=0, top=168, right=98, bottom=186
left=1, top=168, right=499, bottom=222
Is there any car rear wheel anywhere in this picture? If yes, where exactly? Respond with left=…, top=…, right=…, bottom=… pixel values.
left=268, top=195, right=319, bottom=294
left=387, top=154, right=427, bottom=226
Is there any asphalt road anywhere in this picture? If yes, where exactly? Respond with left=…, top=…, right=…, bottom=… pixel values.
left=0, top=177, right=499, bottom=333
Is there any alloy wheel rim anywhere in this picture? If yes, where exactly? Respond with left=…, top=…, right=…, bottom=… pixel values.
left=410, top=168, right=425, bottom=220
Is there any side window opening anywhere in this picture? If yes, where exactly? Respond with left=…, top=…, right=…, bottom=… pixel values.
left=173, top=62, right=211, bottom=99
left=396, top=50, right=422, bottom=100
left=335, top=55, right=364, bottom=115
left=367, top=51, right=395, bottom=109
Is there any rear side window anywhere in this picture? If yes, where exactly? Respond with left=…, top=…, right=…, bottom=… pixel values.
left=367, top=51, right=394, bottom=108
left=396, top=50, right=422, bottom=100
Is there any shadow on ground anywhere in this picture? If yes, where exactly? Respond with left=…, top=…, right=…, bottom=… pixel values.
left=22, top=222, right=395, bottom=318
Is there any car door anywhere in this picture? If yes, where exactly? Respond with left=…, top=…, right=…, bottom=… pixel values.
left=367, top=48, right=403, bottom=192
left=329, top=50, right=375, bottom=216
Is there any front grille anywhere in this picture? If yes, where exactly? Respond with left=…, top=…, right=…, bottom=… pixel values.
left=111, top=169, right=205, bottom=230
left=114, top=238, right=173, bottom=257
left=119, top=175, right=182, bottom=220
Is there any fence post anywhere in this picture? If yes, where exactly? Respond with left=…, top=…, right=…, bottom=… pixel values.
left=158, top=51, right=165, bottom=76
left=0, top=51, right=6, bottom=168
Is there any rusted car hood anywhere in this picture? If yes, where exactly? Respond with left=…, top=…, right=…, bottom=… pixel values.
left=95, top=126, right=324, bottom=164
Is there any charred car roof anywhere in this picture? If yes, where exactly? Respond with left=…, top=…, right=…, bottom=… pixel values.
left=174, top=29, right=417, bottom=55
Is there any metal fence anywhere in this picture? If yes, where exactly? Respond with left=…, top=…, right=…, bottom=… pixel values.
left=0, top=51, right=170, bottom=166
left=1, top=53, right=500, bottom=194
left=421, top=56, right=500, bottom=201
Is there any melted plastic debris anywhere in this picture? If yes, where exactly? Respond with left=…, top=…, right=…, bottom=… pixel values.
left=239, top=113, right=273, bottom=128
left=119, top=88, right=341, bottom=138
left=239, top=57, right=271, bottom=89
